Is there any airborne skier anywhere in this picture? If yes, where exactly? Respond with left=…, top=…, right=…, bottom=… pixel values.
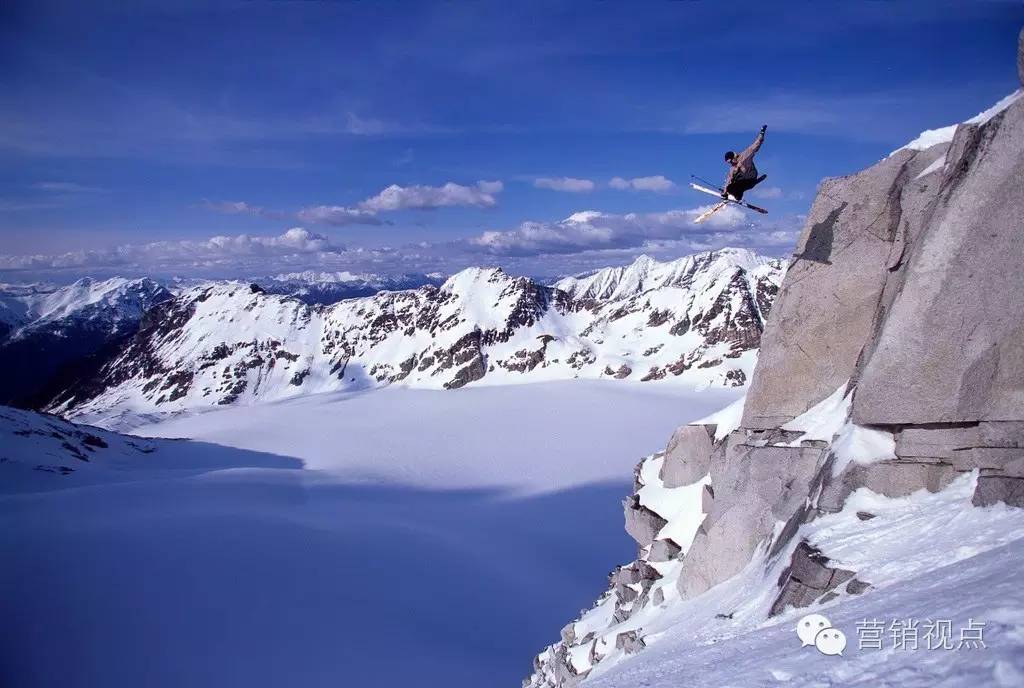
left=722, top=124, right=768, bottom=201
left=688, top=124, right=770, bottom=222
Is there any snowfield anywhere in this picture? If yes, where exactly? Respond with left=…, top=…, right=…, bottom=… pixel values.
left=0, top=383, right=740, bottom=688
left=132, top=382, right=742, bottom=492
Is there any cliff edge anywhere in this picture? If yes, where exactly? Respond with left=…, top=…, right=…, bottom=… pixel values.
left=526, top=36, right=1024, bottom=687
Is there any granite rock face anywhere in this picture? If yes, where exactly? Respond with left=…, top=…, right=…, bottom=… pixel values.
left=659, top=424, right=715, bottom=487
left=1019, top=27, right=1024, bottom=86
left=741, top=153, right=913, bottom=429
left=853, top=103, right=1024, bottom=424
left=525, top=44, right=1024, bottom=685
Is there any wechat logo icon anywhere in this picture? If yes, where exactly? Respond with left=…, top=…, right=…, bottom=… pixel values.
left=796, top=613, right=847, bottom=656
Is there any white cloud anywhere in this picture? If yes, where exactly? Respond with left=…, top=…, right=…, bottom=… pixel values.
left=533, top=177, right=596, bottom=193
left=359, top=180, right=503, bottom=211
left=609, top=175, right=675, bottom=192
left=202, top=180, right=505, bottom=228
left=295, top=205, right=383, bottom=226
left=468, top=204, right=746, bottom=256
left=0, top=228, right=347, bottom=273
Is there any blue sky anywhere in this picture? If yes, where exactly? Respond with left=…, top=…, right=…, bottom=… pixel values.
left=1, top=0, right=1021, bottom=281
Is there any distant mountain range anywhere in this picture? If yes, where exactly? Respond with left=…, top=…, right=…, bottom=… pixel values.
left=0, top=249, right=785, bottom=426
left=0, top=277, right=173, bottom=406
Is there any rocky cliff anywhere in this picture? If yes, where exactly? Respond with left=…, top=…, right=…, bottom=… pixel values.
left=526, top=52, right=1024, bottom=687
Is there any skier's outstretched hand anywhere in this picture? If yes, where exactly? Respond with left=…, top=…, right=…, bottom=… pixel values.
left=760, top=124, right=767, bottom=135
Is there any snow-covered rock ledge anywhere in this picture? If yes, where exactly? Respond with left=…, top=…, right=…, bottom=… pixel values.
left=525, top=42, right=1024, bottom=686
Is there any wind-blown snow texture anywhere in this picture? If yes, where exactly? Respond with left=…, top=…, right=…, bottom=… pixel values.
left=47, top=249, right=782, bottom=427
left=0, top=383, right=739, bottom=688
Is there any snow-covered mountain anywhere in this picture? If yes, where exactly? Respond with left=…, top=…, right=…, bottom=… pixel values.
left=0, top=277, right=172, bottom=405
left=257, top=270, right=446, bottom=305
left=46, top=248, right=783, bottom=425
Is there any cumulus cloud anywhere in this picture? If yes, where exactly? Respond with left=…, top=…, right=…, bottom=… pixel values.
left=202, top=179, right=504, bottom=228
left=608, top=175, right=675, bottom=192
left=359, top=180, right=503, bottom=212
left=533, top=177, right=596, bottom=193
left=468, top=204, right=746, bottom=257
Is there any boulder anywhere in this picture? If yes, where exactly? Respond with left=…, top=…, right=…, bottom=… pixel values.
left=615, top=630, right=645, bottom=654
left=659, top=423, right=715, bottom=487
left=679, top=443, right=827, bottom=598
left=818, top=459, right=959, bottom=513
left=623, top=495, right=668, bottom=548
left=973, top=474, right=1024, bottom=507
left=647, top=538, right=682, bottom=562
left=770, top=542, right=858, bottom=617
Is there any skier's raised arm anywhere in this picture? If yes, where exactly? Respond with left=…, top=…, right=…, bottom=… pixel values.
left=738, top=125, right=767, bottom=163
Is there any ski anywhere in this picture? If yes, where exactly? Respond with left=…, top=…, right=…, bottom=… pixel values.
left=689, top=181, right=768, bottom=215
left=694, top=201, right=728, bottom=224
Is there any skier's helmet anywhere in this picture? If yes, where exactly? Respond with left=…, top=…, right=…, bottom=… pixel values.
left=724, top=151, right=736, bottom=162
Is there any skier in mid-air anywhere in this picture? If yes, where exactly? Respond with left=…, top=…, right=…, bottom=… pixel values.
left=722, top=125, right=768, bottom=200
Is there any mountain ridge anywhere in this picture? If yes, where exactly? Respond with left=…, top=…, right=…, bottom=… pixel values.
left=38, top=249, right=783, bottom=428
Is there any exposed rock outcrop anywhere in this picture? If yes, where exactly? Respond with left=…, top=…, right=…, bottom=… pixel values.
left=526, top=57, right=1024, bottom=684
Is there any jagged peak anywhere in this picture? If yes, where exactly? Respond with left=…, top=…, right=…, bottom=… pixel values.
left=556, top=247, right=776, bottom=300
left=440, top=265, right=510, bottom=293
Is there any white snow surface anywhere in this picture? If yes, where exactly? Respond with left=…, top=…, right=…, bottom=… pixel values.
left=915, top=154, right=947, bottom=179
left=130, top=382, right=741, bottom=493
left=779, top=382, right=896, bottom=472
left=691, top=392, right=747, bottom=440
left=583, top=473, right=1024, bottom=687
left=0, top=383, right=741, bottom=688
left=781, top=383, right=851, bottom=440
left=637, top=454, right=708, bottom=553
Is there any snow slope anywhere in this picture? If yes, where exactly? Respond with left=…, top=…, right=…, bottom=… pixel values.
left=585, top=475, right=1024, bottom=687
left=0, top=382, right=740, bottom=688
left=50, top=249, right=783, bottom=426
